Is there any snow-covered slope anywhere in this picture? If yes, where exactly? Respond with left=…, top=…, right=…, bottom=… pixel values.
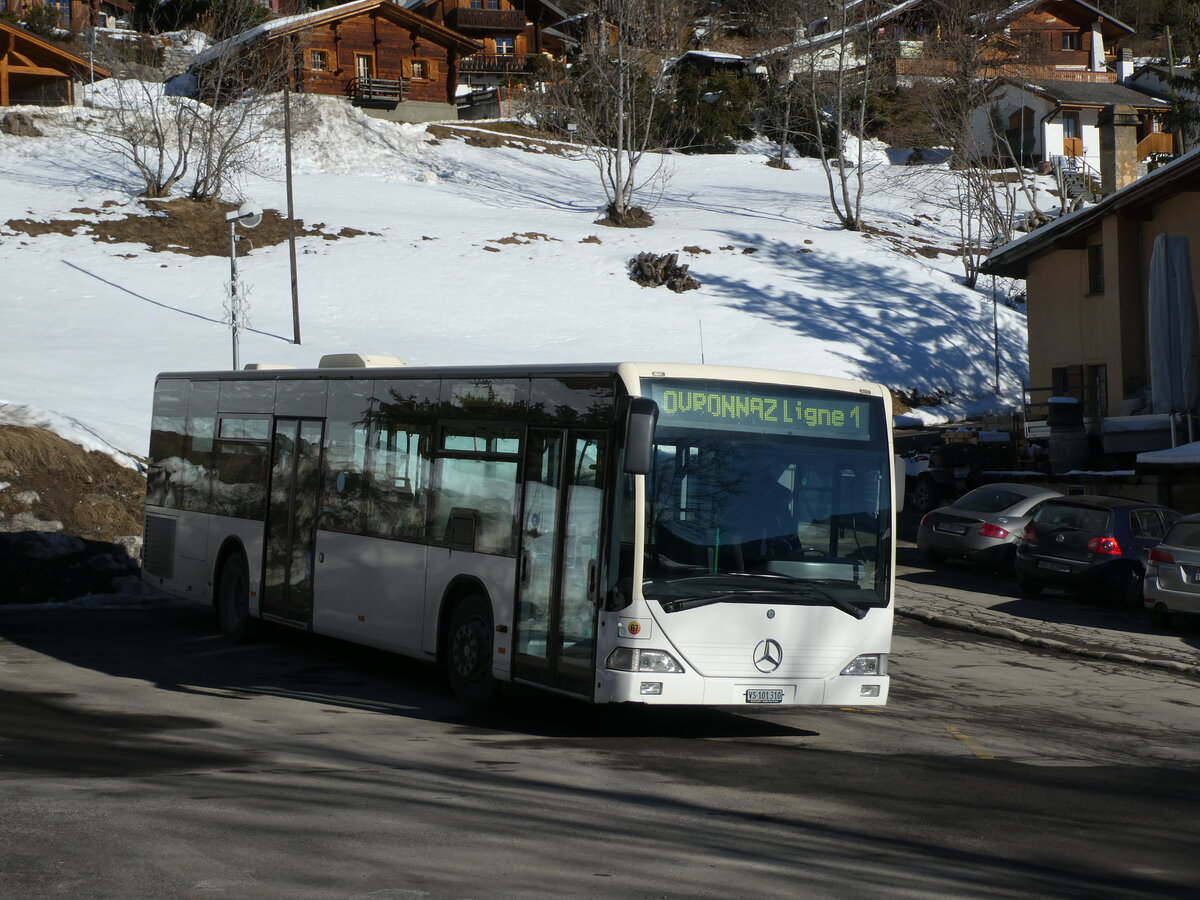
left=0, top=92, right=1030, bottom=459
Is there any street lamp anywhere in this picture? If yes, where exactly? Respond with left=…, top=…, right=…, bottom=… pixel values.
left=226, top=201, right=262, bottom=370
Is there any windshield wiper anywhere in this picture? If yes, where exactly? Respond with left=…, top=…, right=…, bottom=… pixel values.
left=657, top=584, right=868, bottom=619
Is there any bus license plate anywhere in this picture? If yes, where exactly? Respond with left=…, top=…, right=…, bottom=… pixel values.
left=746, top=689, right=784, bottom=704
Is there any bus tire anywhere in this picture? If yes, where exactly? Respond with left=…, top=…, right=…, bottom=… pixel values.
left=446, top=593, right=497, bottom=708
left=217, top=552, right=259, bottom=643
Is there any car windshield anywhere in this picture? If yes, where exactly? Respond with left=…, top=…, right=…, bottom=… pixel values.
left=643, top=431, right=891, bottom=609
left=954, top=486, right=1029, bottom=513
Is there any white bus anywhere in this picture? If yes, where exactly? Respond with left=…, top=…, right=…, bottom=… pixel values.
left=142, top=360, right=896, bottom=707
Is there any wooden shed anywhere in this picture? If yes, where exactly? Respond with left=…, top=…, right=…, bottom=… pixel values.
left=0, top=19, right=110, bottom=107
left=190, top=0, right=481, bottom=123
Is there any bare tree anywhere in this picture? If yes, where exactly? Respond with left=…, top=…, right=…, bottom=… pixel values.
left=902, top=0, right=1053, bottom=285
left=81, top=0, right=290, bottom=201
left=539, top=0, right=698, bottom=226
left=794, top=0, right=884, bottom=232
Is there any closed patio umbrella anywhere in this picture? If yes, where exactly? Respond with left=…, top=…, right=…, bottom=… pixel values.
left=1148, top=233, right=1200, bottom=444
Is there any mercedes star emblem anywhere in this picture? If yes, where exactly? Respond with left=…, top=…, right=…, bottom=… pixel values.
left=753, top=638, right=783, bottom=673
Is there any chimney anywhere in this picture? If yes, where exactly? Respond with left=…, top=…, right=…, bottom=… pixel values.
left=1116, top=48, right=1135, bottom=83
left=1098, top=104, right=1139, bottom=194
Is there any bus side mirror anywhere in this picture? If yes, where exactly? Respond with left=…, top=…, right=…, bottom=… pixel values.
left=624, top=398, right=659, bottom=475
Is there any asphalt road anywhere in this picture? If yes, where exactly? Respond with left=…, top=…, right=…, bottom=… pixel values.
left=1, top=595, right=1199, bottom=899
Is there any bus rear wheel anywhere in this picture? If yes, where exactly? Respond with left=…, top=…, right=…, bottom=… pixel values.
left=217, top=552, right=259, bottom=643
left=447, top=593, right=497, bottom=708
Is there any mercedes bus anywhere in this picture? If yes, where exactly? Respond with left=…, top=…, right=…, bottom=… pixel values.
left=142, top=359, right=897, bottom=707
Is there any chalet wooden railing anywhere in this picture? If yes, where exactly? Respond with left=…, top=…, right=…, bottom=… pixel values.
left=459, top=53, right=534, bottom=75
left=446, top=7, right=525, bottom=33
left=1136, top=131, right=1175, bottom=159
left=349, top=77, right=406, bottom=105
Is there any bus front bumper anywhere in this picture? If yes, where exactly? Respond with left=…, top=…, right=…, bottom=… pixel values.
left=595, top=670, right=889, bottom=706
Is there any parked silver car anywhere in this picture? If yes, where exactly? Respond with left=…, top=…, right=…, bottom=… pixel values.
left=918, top=482, right=1062, bottom=568
left=1144, top=513, right=1200, bottom=625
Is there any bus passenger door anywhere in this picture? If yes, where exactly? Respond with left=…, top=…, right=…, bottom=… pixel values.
left=262, top=418, right=324, bottom=628
left=515, top=429, right=607, bottom=696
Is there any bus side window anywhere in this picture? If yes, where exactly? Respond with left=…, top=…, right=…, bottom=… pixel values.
left=212, top=417, right=271, bottom=520
left=147, top=378, right=189, bottom=509
left=433, top=455, right=518, bottom=556
left=365, top=420, right=431, bottom=541
left=322, top=422, right=368, bottom=535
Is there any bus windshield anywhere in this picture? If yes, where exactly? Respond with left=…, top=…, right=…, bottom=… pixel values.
left=642, top=381, right=891, bottom=613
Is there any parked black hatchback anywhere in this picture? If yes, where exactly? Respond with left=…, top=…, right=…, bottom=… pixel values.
left=1014, top=495, right=1180, bottom=606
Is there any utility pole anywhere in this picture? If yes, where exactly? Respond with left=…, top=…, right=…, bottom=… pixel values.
left=284, top=85, right=301, bottom=345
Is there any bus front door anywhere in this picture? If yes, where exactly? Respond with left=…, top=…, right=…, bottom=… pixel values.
left=262, top=418, right=324, bottom=628
left=515, top=429, right=607, bottom=696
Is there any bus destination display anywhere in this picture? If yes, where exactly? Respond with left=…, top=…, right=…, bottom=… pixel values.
left=648, top=381, right=872, bottom=440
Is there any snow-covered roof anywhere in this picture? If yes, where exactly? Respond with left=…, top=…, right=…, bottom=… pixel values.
left=753, top=0, right=925, bottom=61
left=190, top=0, right=479, bottom=70
left=981, top=145, right=1200, bottom=278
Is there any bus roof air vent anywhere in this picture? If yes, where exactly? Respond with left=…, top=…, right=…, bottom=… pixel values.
left=244, top=363, right=297, bottom=370
left=318, top=354, right=410, bottom=369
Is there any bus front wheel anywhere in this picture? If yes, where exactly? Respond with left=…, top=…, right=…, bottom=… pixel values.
left=447, top=593, right=497, bottom=708
left=217, top=552, right=259, bottom=643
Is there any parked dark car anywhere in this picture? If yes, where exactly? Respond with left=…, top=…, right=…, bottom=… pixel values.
left=1143, top=513, right=1200, bottom=626
left=917, top=482, right=1062, bottom=568
left=1014, top=495, right=1180, bottom=606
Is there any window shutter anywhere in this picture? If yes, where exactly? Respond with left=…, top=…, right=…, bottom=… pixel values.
left=428, top=59, right=439, bottom=81
left=401, top=59, right=411, bottom=78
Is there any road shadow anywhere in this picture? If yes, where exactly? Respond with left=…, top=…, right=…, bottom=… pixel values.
left=0, top=603, right=815, bottom=742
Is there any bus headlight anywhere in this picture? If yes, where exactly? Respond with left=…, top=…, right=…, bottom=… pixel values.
left=606, top=648, right=684, bottom=674
left=841, top=654, right=886, bottom=676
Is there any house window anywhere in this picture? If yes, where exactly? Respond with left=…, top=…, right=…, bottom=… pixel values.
left=1062, top=111, right=1081, bottom=140
left=1087, top=244, right=1105, bottom=294
left=1061, top=31, right=1080, bottom=51
left=411, top=59, right=428, bottom=80
left=310, top=50, right=328, bottom=72
left=494, top=37, right=515, bottom=56
left=471, top=0, right=500, bottom=8
left=355, top=54, right=374, bottom=80
left=45, top=0, right=69, bottom=23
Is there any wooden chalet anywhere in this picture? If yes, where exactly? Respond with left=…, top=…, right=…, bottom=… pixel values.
left=882, top=0, right=1136, bottom=85
left=403, top=1, right=575, bottom=90
left=1, top=0, right=132, bottom=36
left=189, top=0, right=481, bottom=123
left=0, top=18, right=110, bottom=106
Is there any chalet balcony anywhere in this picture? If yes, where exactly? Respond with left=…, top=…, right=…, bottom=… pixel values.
left=446, top=7, right=526, bottom=35
left=349, top=77, right=407, bottom=109
left=1137, top=131, right=1176, bottom=159
left=459, top=53, right=534, bottom=76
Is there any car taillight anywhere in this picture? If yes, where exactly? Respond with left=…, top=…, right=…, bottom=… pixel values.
left=1087, top=536, right=1122, bottom=556
left=1022, top=524, right=1036, bottom=542
left=1148, top=547, right=1175, bottom=565
left=919, top=514, right=931, bottom=527
left=977, top=523, right=1010, bottom=540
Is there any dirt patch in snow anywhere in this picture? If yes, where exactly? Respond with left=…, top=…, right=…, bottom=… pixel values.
left=3, top=198, right=377, bottom=257
left=0, top=426, right=144, bottom=542
left=425, top=122, right=574, bottom=156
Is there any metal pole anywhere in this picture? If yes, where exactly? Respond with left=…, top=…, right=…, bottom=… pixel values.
left=284, top=85, right=301, bottom=345
left=992, top=274, right=1000, bottom=395
left=229, top=220, right=240, bottom=371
